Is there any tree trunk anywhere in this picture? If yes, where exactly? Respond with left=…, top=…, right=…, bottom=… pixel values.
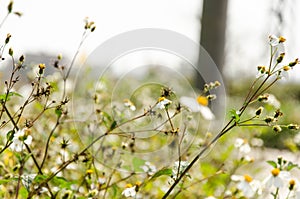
left=195, top=0, right=228, bottom=89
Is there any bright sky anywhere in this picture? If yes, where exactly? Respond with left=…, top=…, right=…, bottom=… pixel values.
left=1, top=0, right=300, bottom=80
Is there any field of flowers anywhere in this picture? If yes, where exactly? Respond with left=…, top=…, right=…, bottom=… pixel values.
left=0, top=2, right=300, bottom=199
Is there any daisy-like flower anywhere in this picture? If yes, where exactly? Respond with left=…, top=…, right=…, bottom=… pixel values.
left=234, top=138, right=251, bottom=154
left=172, top=161, right=189, bottom=177
left=231, top=174, right=261, bottom=198
left=122, top=184, right=137, bottom=198
left=180, top=96, right=215, bottom=120
left=156, top=97, right=172, bottom=109
left=264, top=168, right=290, bottom=188
left=124, top=99, right=136, bottom=111
left=141, top=161, right=157, bottom=176
left=269, top=35, right=286, bottom=53
left=10, top=128, right=33, bottom=152
left=21, top=173, right=37, bottom=191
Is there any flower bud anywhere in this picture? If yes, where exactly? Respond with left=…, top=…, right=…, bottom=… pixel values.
left=257, top=65, right=266, bottom=74
left=289, top=179, right=296, bottom=191
left=19, top=55, right=25, bottom=62
left=255, top=107, right=263, bottom=116
left=287, top=124, right=299, bottom=130
left=7, top=1, right=13, bottom=13
left=276, top=53, right=285, bottom=63
left=283, top=65, right=290, bottom=71
left=5, top=33, right=11, bottom=44
left=288, top=58, right=299, bottom=67
left=38, top=63, right=46, bottom=74
left=8, top=48, right=13, bottom=56
left=272, top=125, right=282, bottom=133
left=274, top=109, right=283, bottom=118
left=264, top=116, right=274, bottom=124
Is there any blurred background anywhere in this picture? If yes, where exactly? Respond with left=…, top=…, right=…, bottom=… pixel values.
left=1, top=0, right=300, bottom=81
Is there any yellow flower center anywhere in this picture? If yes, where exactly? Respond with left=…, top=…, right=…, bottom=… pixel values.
left=289, top=179, right=296, bottom=186
left=158, top=97, right=166, bottom=102
left=197, top=96, right=208, bottom=106
left=135, top=181, right=142, bottom=186
left=125, top=183, right=133, bottom=188
left=283, top=65, right=290, bottom=71
left=86, top=169, right=93, bottom=174
left=38, top=63, right=46, bottom=69
left=279, top=36, right=286, bottom=43
left=244, top=174, right=253, bottom=183
left=271, top=168, right=280, bottom=177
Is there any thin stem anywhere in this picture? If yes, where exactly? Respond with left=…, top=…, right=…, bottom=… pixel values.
left=62, top=30, right=88, bottom=100
left=0, top=14, right=9, bottom=29
left=40, top=116, right=61, bottom=169
left=162, top=122, right=236, bottom=198
left=165, top=108, right=175, bottom=131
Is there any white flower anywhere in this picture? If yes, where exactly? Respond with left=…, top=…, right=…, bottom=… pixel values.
left=122, top=185, right=136, bottom=197
left=156, top=97, right=172, bottom=109
left=22, top=174, right=37, bottom=191
left=124, top=99, right=136, bottom=111
left=264, top=168, right=290, bottom=188
left=231, top=174, right=261, bottom=198
left=234, top=138, right=251, bottom=154
left=141, top=161, right=157, bottom=176
left=10, top=128, right=33, bottom=152
left=172, top=161, right=189, bottom=177
left=268, top=35, right=285, bottom=53
left=98, top=177, right=106, bottom=185
left=180, top=96, right=215, bottom=120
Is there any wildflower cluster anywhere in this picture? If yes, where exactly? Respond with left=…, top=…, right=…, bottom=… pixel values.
left=0, top=5, right=300, bottom=198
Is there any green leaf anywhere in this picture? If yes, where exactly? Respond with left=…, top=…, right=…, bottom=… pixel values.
left=0, top=178, right=18, bottom=184
left=102, top=111, right=112, bottom=122
left=55, top=108, right=62, bottom=117
left=18, top=187, right=28, bottom=198
left=132, top=157, right=145, bottom=172
left=111, top=184, right=119, bottom=199
left=33, top=174, right=48, bottom=183
left=150, top=168, right=172, bottom=180
left=52, top=176, right=73, bottom=189
left=0, top=92, right=22, bottom=102
left=10, top=91, right=22, bottom=97
left=286, top=162, right=299, bottom=171
left=266, top=160, right=277, bottom=168
left=229, top=109, right=240, bottom=122
left=6, top=129, right=15, bottom=141
left=109, top=120, right=117, bottom=130
left=122, top=165, right=131, bottom=171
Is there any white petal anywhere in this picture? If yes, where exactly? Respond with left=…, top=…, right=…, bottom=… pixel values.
left=24, top=135, right=33, bottom=145
left=180, top=96, right=200, bottom=112
left=273, top=177, right=283, bottom=188
left=199, top=106, right=215, bottom=120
